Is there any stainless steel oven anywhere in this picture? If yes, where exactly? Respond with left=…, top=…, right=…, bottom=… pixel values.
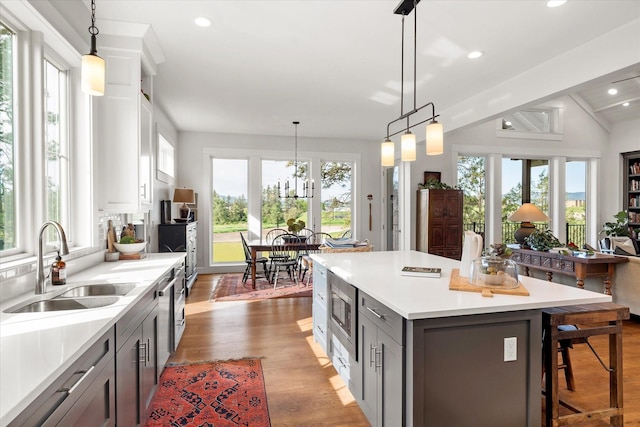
left=329, top=272, right=357, bottom=360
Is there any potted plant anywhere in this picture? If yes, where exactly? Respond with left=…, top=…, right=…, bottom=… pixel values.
left=286, top=218, right=306, bottom=235
left=599, top=210, right=630, bottom=252
left=524, top=229, right=562, bottom=252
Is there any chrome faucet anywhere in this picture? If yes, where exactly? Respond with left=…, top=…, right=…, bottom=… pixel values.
left=36, top=221, right=69, bottom=294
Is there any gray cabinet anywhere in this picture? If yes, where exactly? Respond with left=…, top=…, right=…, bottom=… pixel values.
left=358, top=291, right=405, bottom=427
left=9, top=329, right=116, bottom=426
left=115, top=287, right=159, bottom=426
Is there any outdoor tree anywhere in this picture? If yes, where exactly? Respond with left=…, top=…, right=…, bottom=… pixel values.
left=0, top=26, right=15, bottom=249
left=457, top=156, right=485, bottom=226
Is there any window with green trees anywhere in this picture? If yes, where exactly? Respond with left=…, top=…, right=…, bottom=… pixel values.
left=0, top=23, right=15, bottom=252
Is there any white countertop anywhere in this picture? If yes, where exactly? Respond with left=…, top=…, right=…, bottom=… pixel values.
left=310, top=250, right=612, bottom=320
left=0, top=253, right=185, bottom=426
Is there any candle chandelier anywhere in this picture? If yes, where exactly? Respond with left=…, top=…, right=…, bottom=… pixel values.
left=381, top=0, right=444, bottom=167
left=278, top=121, right=314, bottom=199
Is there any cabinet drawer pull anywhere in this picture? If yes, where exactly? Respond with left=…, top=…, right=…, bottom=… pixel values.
left=139, top=342, right=147, bottom=364
left=316, top=293, right=324, bottom=301
left=316, top=324, right=324, bottom=334
left=64, top=365, right=95, bottom=394
left=176, top=319, right=186, bottom=327
left=375, top=348, right=383, bottom=371
left=337, top=356, right=348, bottom=369
left=369, top=343, right=376, bottom=367
left=366, top=306, right=385, bottom=320
left=159, top=277, right=178, bottom=295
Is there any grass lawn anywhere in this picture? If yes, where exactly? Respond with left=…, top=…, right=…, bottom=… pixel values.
left=213, top=241, right=244, bottom=263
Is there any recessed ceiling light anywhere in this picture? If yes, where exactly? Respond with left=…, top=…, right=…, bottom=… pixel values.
left=194, top=17, right=212, bottom=27
left=623, top=102, right=630, bottom=107
left=608, top=88, right=618, bottom=95
left=505, top=121, right=512, bottom=126
left=467, top=51, right=483, bottom=59
left=547, top=0, right=567, bottom=7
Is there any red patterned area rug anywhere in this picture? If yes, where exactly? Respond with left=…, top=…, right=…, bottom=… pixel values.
left=212, top=273, right=312, bottom=302
left=144, top=359, right=270, bottom=427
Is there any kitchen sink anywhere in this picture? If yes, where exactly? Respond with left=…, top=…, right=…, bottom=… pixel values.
left=58, top=283, right=137, bottom=298
left=7, top=296, right=120, bottom=313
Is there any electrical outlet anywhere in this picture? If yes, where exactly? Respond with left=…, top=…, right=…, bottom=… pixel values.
left=504, top=337, right=517, bottom=362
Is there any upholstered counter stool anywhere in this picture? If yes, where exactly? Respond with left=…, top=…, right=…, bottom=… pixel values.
left=542, top=302, right=630, bottom=427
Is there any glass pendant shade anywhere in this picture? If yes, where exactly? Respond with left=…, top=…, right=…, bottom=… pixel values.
left=426, top=121, right=443, bottom=155
left=401, top=132, right=416, bottom=161
left=81, top=54, right=105, bottom=96
left=381, top=139, right=395, bottom=167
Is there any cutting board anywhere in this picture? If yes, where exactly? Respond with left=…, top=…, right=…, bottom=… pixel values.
left=449, top=268, right=529, bottom=297
left=119, top=252, right=147, bottom=261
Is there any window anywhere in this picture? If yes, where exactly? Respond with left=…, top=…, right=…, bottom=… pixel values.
left=261, top=159, right=310, bottom=234
left=156, top=133, right=175, bottom=184
left=501, top=110, right=551, bottom=132
left=0, top=22, right=15, bottom=252
left=44, top=59, right=70, bottom=246
left=457, top=156, right=485, bottom=236
left=320, top=161, right=352, bottom=237
left=566, top=160, right=587, bottom=246
left=212, top=158, right=248, bottom=263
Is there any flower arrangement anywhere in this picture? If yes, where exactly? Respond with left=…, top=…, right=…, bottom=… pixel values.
left=286, top=218, right=305, bottom=234
left=524, top=229, right=562, bottom=251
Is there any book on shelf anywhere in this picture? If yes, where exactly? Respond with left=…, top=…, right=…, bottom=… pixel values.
left=401, top=266, right=442, bottom=278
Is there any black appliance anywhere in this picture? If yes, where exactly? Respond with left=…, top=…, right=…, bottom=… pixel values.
left=329, top=272, right=357, bottom=359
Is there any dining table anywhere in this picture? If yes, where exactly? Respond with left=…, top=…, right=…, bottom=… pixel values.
left=247, top=240, right=321, bottom=288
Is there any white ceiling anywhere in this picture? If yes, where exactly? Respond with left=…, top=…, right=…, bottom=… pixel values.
left=71, top=0, right=640, bottom=140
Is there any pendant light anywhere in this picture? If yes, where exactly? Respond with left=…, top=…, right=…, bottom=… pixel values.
left=380, top=0, right=444, bottom=166
left=81, top=0, right=105, bottom=96
left=278, top=121, right=314, bottom=199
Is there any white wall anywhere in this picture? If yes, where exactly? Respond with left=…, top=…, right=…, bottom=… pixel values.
left=177, top=131, right=379, bottom=273
left=603, top=118, right=640, bottom=228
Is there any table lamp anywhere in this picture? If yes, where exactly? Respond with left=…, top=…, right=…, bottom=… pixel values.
left=508, top=203, right=550, bottom=246
left=173, top=188, right=195, bottom=220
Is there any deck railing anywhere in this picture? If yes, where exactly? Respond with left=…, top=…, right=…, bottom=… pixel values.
left=463, top=222, right=587, bottom=246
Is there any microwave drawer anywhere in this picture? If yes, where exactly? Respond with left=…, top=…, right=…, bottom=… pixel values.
left=359, top=291, right=405, bottom=345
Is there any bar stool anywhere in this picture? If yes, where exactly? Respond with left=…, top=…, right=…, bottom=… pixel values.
left=542, top=303, right=629, bottom=427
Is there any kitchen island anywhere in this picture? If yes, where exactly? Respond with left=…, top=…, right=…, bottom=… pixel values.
left=310, top=250, right=612, bottom=427
left=0, top=253, right=185, bottom=426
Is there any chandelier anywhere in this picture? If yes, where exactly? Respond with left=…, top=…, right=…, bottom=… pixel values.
left=381, top=0, right=444, bottom=167
left=278, top=121, right=314, bottom=199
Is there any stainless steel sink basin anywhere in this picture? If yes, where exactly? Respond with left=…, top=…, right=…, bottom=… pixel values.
left=7, top=296, right=120, bottom=313
left=58, top=283, right=137, bottom=298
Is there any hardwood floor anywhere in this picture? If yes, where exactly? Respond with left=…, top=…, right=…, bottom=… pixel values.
left=171, top=274, right=640, bottom=426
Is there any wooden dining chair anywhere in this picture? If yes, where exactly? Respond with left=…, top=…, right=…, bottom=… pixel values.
left=300, top=232, right=332, bottom=285
left=269, top=233, right=300, bottom=289
left=240, top=233, right=269, bottom=284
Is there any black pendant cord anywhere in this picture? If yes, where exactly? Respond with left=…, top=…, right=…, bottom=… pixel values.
left=384, top=0, right=439, bottom=140
left=88, top=0, right=100, bottom=55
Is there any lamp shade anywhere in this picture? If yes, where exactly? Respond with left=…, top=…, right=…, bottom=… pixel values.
left=401, top=131, right=416, bottom=161
left=426, top=121, right=443, bottom=155
left=81, top=53, right=105, bottom=96
left=173, top=188, right=195, bottom=204
left=508, top=203, right=550, bottom=222
left=381, top=139, right=395, bottom=167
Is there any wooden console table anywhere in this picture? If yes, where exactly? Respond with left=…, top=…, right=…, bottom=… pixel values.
left=510, top=247, right=628, bottom=295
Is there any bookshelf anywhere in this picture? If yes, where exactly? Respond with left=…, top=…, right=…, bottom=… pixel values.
left=624, top=150, right=640, bottom=245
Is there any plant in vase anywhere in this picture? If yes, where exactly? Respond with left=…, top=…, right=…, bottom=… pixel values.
left=524, top=229, right=562, bottom=252
left=286, top=218, right=305, bottom=235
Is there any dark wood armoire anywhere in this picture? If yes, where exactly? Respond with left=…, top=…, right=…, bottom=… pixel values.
left=416, top=188, right=463, bottom=260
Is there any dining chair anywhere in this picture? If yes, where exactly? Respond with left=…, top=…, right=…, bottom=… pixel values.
left=300, top=232, right=332, bottom=285
left=265, top=228, right=288, bottom=243
left=269, top=233, right=301, bottom=289
left=341, top=229, right=352, bottom=239
left=240, top=232, right=269, bottom=285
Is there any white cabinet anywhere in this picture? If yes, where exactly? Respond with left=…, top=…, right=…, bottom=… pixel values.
left=312, top=263, right=329, bottom=353
left=96, top=48, right=153, bottom=213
